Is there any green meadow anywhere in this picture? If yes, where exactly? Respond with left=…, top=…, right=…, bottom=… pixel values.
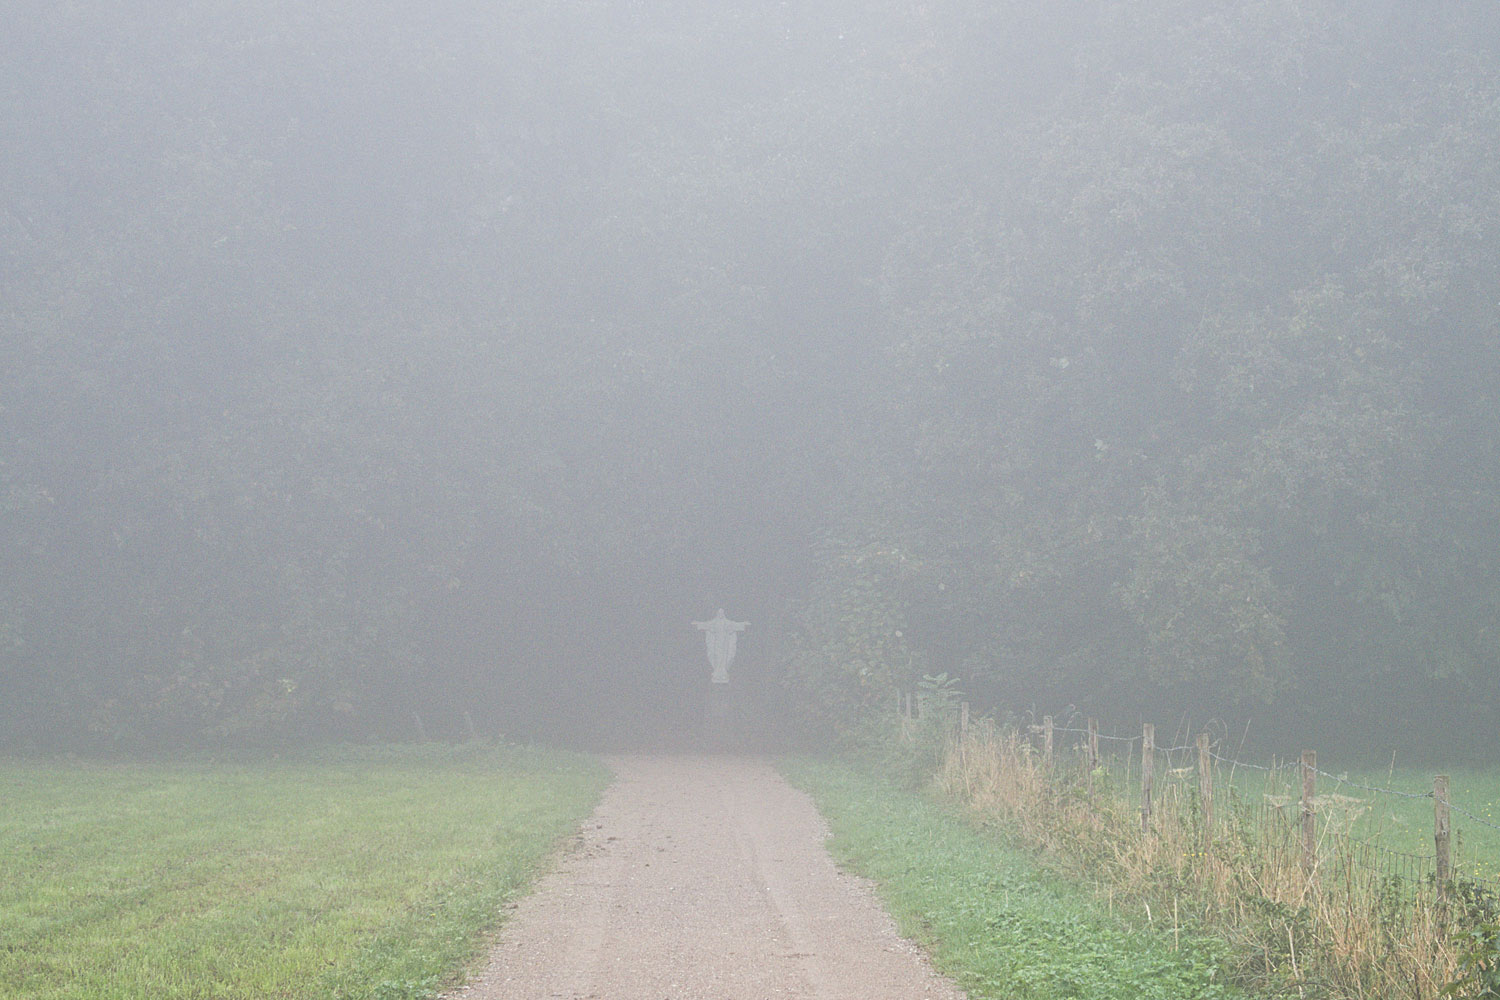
left=0, top=745, right=608, bottom=1000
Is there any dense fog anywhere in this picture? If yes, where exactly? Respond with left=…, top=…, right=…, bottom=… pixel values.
left=3, top=1, right=1498, bottom=753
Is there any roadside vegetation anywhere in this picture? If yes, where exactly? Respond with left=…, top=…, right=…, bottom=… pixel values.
left=0, top=744, right=608, bottom=1000
left=782, top=756, right=1238, bottom=1000
left=831, top=700, right=1500, bottom=999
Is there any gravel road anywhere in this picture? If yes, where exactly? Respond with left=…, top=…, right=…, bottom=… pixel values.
left=447, top=755, right=967, bottom=1000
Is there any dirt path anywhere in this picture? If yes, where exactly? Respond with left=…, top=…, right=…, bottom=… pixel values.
left=448, top=755, right=967, bottom=1000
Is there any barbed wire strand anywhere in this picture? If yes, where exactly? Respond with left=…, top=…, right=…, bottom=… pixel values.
left=1342, top=834, right=1439, bottom=865
left=1310, top=767, right=1435, bottom=801
left=1440, top=796, right=1500, bottom=835
left=1046, top=725, right=1141, bottom=745
left=1207, top=749, right=1301, bottom=774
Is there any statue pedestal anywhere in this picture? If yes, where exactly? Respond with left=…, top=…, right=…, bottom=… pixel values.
left=704, top=683, right=739, bottom=746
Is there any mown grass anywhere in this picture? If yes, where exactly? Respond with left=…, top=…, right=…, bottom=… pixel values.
left=0, top=743, right=609, bottom=1000
left=781, top=755, right=1239, bottom=1000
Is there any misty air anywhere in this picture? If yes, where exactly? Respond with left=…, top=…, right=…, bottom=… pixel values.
left=3, top=3, right=1498, bottom=999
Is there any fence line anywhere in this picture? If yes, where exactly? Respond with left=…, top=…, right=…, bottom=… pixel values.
left=908, top=694, right=1496, bottom=886
left=941, top=700, right=1500, bottom=893
left=1206, top=747, right=1300, bottom=774
left=1048, top=724, right=1141, bottom=745
left=1311, top=767, right=1436, bottom=800
left=919, top=700, right=1500, bottom=999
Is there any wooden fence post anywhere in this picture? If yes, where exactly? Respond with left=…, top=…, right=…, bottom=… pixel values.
left=1435, top=774, right=1451, bottom=905
left=1197, top=732, right=1213, bottom=857
left=1043, top=715, right=1054, bottom=764
left=1301, top=750, right=1317, bottom=879
left=1087, top=718, right=1100, bottom=807
left=462, top=710, right=479, bottom=742
left=412, top=711, right=428, bottom=742
left=1141, top=723, right=1155, bottom=834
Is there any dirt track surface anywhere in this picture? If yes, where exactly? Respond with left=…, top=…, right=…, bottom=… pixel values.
left=448, top=755, right=967, bottom=1000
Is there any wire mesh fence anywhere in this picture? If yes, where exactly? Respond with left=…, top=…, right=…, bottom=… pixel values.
left=897, top=696, right=1500, bottom=999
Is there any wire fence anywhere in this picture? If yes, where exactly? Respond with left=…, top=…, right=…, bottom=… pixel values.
left=905, top=697, right=1500, bottom=902
left=1442, top=795, right=1500, bottom=834
left=899, top=698, right=1500, bottom=1000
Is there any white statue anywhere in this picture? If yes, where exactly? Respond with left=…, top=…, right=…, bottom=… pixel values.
left=693, top=609, right=749, bottom=684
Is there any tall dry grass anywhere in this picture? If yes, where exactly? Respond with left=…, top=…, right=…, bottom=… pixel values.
left=937, top=720, right=1471, bottom=999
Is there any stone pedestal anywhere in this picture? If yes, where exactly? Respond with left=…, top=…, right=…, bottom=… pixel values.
left=704, top=683, right=740, bottom=746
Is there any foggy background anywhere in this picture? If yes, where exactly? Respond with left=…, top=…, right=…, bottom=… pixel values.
left=3, top=1, right=1498, bottom=754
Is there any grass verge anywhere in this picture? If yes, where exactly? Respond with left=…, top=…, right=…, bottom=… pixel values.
left=0, top=743, right=609, bottom=1000
left=939, top=722, right=1500, bottom=998
left=780, top=755, right=1238, bottom=1000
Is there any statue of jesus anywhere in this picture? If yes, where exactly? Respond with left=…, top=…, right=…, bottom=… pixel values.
left=693, top=609, right=749, bottom=684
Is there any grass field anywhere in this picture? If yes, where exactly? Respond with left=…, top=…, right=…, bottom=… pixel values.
left=781, top=756, right=1239, bottom=1000
left=0, top=744, right=609, bottom=1000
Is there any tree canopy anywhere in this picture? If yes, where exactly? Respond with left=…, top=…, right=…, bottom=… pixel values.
left=3, top=0, right=1498, bottom=751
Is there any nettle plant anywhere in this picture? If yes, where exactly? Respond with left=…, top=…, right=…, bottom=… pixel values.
left=1446, top=883, right=1500, bottom=999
